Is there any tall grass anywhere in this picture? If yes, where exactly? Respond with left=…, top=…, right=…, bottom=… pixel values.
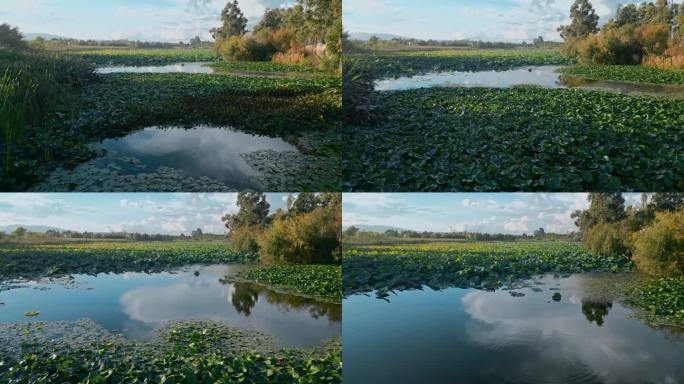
left=0, top=51, right=95, bottom=173
left=642, top=41, right=684, bottom=70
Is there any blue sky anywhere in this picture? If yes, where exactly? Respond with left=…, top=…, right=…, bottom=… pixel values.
left=345, top=0, right=683, bottom=42
left=0, top=0, right=290, bottom=42
left=0, top=193, right=290, bottom=235
left=343, top=193, right=643, bottom=234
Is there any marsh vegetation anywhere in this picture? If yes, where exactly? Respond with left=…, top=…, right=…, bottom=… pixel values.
left=1, top=0, right=342, bottom=192
left=342, top=0, right=684, bottom=192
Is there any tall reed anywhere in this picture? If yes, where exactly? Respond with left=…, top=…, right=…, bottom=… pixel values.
left=0, top=51, right=94, bottom=173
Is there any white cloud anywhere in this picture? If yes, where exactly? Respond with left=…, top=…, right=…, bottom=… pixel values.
left=2, top=0, right=295, bottom=43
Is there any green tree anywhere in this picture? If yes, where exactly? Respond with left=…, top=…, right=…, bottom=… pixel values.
left=572, top=193, right=626, bottom=233
left=287, top=193, right=321, bottom=214
left=533, top=35, right=545, bottom=46
left=191, top=228, right=203, bottom=240
left=615, top=3, right=640, bottom=26
left=558, top=0, right=600, bottom=40
left=368, top=35, right=380, bottom=46
left=210, top=1, right=248, bottom=40
left=650, top=193, right=684, bottom=213
left=0, top=23, right=26, bottom=50
left=344, top=226, right=359, bottom=237
left=11, top=227, right=27, bottom=237
left=222, top=193, right=271, bottom=232
left=254, top=8, right=285, bottom=32
left=533, top=227, right=546, bottom=239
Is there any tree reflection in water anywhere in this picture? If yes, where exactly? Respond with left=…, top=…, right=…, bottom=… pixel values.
left=581, top=300, right=613, bottom=327
left=220, top=279, right=341, bottom=323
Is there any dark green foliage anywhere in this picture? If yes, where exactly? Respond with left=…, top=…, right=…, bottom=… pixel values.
left=0, top=24, right=26, bottom=50
left=0, top=51, right=95, bottom=178
left=0, top=322, right=342, bottom=384
left=572, top=193, right=626, bottom=233
left=627, top=276, right=684, bottom=325
left=558, top=0, right=600, bottom=40
left=343, top=60, right=381, bottom=123
left=242, top=265, right=342, bottom=302
left=650, top=193, right=684, bottom=212
left=562, top=65, right=684, bottom=85
left=210, top=1, right=248, bottom=40
left=342, top=87, right=684, bottom=192
left=223, top=193, right=271, bottom=231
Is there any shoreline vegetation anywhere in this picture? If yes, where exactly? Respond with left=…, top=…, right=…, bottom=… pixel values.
left=0, top=193, right=343, bottom=383
left=342, top=0, right=684, bottom=192
left=343, top=193, right=684, bottom=328
left=0, top=0, right=343, bottom=192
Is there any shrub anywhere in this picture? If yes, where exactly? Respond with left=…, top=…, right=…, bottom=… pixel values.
left=635, top=23, right=670, bottom=57
left=573, top=25, right=642, bottom=65
left=343, top=60, right=381, bottom=124
left=583, top=222, right=630, bottom=257
left=272, top=51, right=307, bottom=66
left=228, top=225, right=262, bottom=254
left=633, top=209, right=684, bottom=276
left=644, top=40, right=684, bottom=70
left=259, top=207, right=340, bottom=265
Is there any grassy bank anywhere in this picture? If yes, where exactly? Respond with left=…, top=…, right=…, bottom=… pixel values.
left=343, top=242, right=633, bottom=296
left=343, top=86, right=684, bottom=191
left=241, top=265, right=342, bottom=303
left=562, top=65, right=684, bottom=85
left=0, top=241, right=256, bottom=280
left=0, top=321, right=341, bottom=384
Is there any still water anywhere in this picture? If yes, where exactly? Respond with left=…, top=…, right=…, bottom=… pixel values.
left=96, top=62, right=214, bottom=74
left=92, top=126, right=297, bottom=190
left=375, top=65, right=684, bottom=98
left=0, top=264, right=340, bottom=347
left=343, top=274, right=683, bottom=384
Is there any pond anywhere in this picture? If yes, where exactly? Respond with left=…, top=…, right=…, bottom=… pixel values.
left=375, top=65, right=684, bottom=98
left=0, top=264, right=340, bottom=348
left=96, top=62, right=214, bottom=74
left=343, top=273, right=684, bottom=384
left=89, top=125, right=297, bottom=190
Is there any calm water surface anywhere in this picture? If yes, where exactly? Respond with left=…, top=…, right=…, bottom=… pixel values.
left=96, top=62, right=214, bottom=74
left=0, top=264, right=340, bottom=347
left=375, top=65, right=684, bottom=98
left=343, top=273, right=683, bottom=384
left=92, top=126, right=297, bottom=189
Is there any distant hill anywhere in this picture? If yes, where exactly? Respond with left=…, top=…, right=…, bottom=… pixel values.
left=0, top=225, right=68, bottom=233
left=344, top=225, right=410, bottom=233
left=22, top=33, right=68, bottom=41
left=349, top=32, right=409, bottom=41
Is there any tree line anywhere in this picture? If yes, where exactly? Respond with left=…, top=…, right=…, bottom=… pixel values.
left=559, top=0, right=684, bottom=68
left=223, top=192, right=341, bottom=265
left=211, top=0, right=341, bottom=71
left=572, top=193, right=684, bottom=276
left=347, top=36, right=562, bottom=53
left=0, top=228, right=224, bottom=243
left=343, top=227, right=580, bottom=242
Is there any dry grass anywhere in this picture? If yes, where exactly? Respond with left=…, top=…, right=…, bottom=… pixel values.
left=643, top=41, right=684, bottom=70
